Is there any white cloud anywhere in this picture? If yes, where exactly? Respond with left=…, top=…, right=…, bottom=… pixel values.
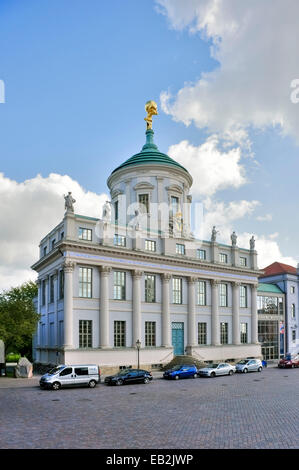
left=168, top=136, right=246, bottom=197
left=256, top=214, right=272, bottom=222
left=157, top=0, right=299, bottom=143
left=0, top=173, right=108, bottom=291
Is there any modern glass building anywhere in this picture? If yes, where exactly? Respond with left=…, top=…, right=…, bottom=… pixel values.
left=257, top=283, right=285, bottom=360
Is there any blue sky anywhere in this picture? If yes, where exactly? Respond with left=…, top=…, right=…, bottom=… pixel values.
left=0, top=0, right=299, bottom=288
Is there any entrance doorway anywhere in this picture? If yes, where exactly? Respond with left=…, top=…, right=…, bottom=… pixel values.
left=172, top=322, right=184, bottom=356
left=262, top=346, right=275, bottom=360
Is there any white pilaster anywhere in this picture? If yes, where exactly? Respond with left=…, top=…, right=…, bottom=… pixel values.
left=63, top=260, right=75, bottom=349
left=251, top=284, right=258, bottom=344
left=211, top=279, right=220, bottom=346
left=132, top=270, right=142, bottom=346
left=232, top=281, right=241, bottom=345
left=99, top=266, right=111, bottom=348
left=187, top=277, right=197, bottom=347
left=162, top=273, right=171, bottom=347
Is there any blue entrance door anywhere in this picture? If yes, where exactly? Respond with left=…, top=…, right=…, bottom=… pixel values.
left=172, top=322, right=184, bottom=355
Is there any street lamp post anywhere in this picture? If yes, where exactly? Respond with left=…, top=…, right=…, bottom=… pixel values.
left=136, top=339, right=141, bottom=371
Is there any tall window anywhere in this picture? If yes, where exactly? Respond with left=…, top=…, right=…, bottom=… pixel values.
left=292, top=330, right=296, bottom=342
left=41, top=280, right=46, bottom=306
left=198, top=323, right=207, bottom=345
left=49, top=275, right=55, bottom=303
left=240, top=286, right=248, bottom=308
left=173, top=278, right=182, bottom=304
left=139, top=194, right=149, bottom=213
left=197, top=281, right=206, bottom=306
left=219, top=253, right=228, bottom=263
left=79, top=227, right=92, bottom=241
left=43, top=246, right=47, bottom=257
left=240, top=323, right=248, bottom=343
left=114, top=200, right=119, bottom=223
left=171, top=196, right=179, bottom=214
left=145, top=239, right=156, bottom=252
left=219, top=283, right=228, bottom=307
left=145, top=274, right=155, bottom=303
left=176, top=243, right=185, bottom=255
left=79, top=320, right=92, bottom=348
left=114, top=321, right=126, bottom=347
left=51, top=239, right=56, bottom=250
left=114, top=271, right=126, bottom=300
left=145, top=322, right=156, bottom=347
left=240, top=257, right=247, bottom=267
left=220, top=322, right=228, bottom=344
left=59, top=270, right=64, bottom=299
left=197, top=249, right=206, bottom=260
left=291, top=286, right=295, bottom=294
left=79, top=267, right=92, bottom=298
left=114, top=234, right=126, bottom=247
left=291, top=304, right=296, bottom=318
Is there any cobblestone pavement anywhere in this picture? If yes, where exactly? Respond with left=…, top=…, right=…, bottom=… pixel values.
left=0, top=367, right=298, bottom=449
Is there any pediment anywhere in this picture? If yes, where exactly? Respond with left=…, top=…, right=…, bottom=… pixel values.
left=166, top=184, right=183, bottom=194
left=133, top=182, right=155, bottom=191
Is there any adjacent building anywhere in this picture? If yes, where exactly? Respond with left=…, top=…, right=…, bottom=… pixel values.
left=32, top=104, right=262, bottom=372
left=259, top=262, right=299, bottom=355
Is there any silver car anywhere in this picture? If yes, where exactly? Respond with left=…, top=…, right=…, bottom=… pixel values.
left=235, top=359, right=263, bottom=373
left=198, top=362, right=236, bottom=378
left=39, top=364, right=100, bottom=390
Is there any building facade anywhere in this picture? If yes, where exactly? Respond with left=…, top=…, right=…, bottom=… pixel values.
left=32, top=109, right=262, bottom=371
left=259, top=262, right=299, bottom=355
left=257, top=283, right=285, bottom=360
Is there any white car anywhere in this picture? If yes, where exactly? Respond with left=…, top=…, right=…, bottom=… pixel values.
left=198, top=363, right=236, bottom=377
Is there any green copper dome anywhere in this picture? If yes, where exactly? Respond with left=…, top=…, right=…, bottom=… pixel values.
left=111, top=130, right=189, bottom=175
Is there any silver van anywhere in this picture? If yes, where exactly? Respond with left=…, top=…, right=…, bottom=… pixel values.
left=39, top=364, right=100, bottom=390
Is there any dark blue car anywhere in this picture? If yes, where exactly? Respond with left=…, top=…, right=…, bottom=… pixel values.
left=163, top=364, right=198, bottom=380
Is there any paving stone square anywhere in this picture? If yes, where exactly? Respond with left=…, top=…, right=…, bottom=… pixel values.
left=0, top=367, right=298, bottom=449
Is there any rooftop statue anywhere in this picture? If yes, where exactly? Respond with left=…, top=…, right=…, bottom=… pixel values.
left=250, top=235, right=255, bottom=250
left=64, top=192, right=76, bottom=213
left=144, top=100, right=158, bottom=130
left=211, top=226, right=219, bottom=242
left=102, top=201, right=112, bottom=222
left=231, top=231, right=237, bottom=246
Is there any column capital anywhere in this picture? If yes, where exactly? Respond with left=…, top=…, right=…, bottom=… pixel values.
left=232, top=281, right=241, bottom=288
left=132, top=269, right=143, bottom=279
left=37, top=279, right=42, bottom=286
left=187, top=276, right=197, bottom=284
left=251, top=283, right=258, bottom=289
left=63, top=260, right=75, bottom=273
left=161, top=273, right=171, bottom=282
left=100, top=265, right=112, bottom=275
left=210, top=279, right=220, bottom=287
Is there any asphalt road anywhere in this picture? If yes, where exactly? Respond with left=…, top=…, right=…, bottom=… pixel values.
left=0, top=367, right=298, bottom=449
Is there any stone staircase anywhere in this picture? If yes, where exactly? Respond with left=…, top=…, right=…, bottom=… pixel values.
left=162, top=354, right=207, bottom=371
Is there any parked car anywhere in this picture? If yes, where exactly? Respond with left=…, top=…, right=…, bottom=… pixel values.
left=278, top=354, right=299, bottom=368
left=163, top=364, right=198, bottom=380
left=235, top=359, right=263, bottom=373
left=198, top=363, right=236, bottom=377
left=39, top=364, right=100, bottom=390
left=104, top=369, right=152, bottom=385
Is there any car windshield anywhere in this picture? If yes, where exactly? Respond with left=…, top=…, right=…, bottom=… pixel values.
left=237, top=360, right=247, bottom=365
left=47, top=366, right=64, bottom=375
left=170, top=365, right=183, bottom=371
left=117, top=370, right=133, bottom=376
left=209, top=364, right=219, bottom=369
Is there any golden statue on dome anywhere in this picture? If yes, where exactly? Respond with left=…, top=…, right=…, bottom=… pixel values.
left=144, top=100, right=158, bottom=130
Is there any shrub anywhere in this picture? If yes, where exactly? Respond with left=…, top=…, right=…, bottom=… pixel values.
left=6, top=352, right=21, bottom=363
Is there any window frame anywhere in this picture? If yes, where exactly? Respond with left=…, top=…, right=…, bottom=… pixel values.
left=145, top=321, right=156, bottom=347
left=79, top=267, right=93, bottom=298
left=79, top=319, right=92, bottom=348
left=197, top=280, right=206, bottom=306
left=78, top=227, right=92, bottom=242
left=172, top=277, right=182, bottom=304
left=219, top=283, right=228, bottom=307
left=114, top=320, right=126, bottom=347
left=145, top=274, right=156, bottom=303
left=113, top=271, right=126, bottom=300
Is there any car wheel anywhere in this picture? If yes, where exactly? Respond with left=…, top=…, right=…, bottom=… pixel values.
left=258, top=367, right=262, bottom=372
left=88, top=380, right=97, bottom=388
left=243, top=368, right=248, bottom=374
left=193, top=373, right=198, bottom=378
left=116, top=379, right=124, bottom=386
left=228, top=370, right=233, bottom=376
left=211, top=372, right=216, bottom=378
left=143, top=377, right=150, bottom=384
left=52, top=382, right=61, bottom=391
left=175, top=375, right=179, bottom=380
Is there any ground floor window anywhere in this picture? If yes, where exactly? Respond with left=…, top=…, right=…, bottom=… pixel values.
left=198, top=322, right=207, bottom=345
left=79, top=320, right=92, bottom=348
left=220, top=322, right=228, bottom=344
left=240, top=322, right=248, bottom=344
left=145, top=321, right=156, bottom=347
left=114, top=320, right=126, bottom=347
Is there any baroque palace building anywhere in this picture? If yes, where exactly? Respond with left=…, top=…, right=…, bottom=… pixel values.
left=32, top=101, right=261, bottom=371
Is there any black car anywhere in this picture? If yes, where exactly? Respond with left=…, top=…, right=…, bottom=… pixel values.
left=104, top=369, right=153, bottom=386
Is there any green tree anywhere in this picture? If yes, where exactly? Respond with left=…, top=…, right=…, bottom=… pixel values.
left=0, top=281, right=39, bottom=360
